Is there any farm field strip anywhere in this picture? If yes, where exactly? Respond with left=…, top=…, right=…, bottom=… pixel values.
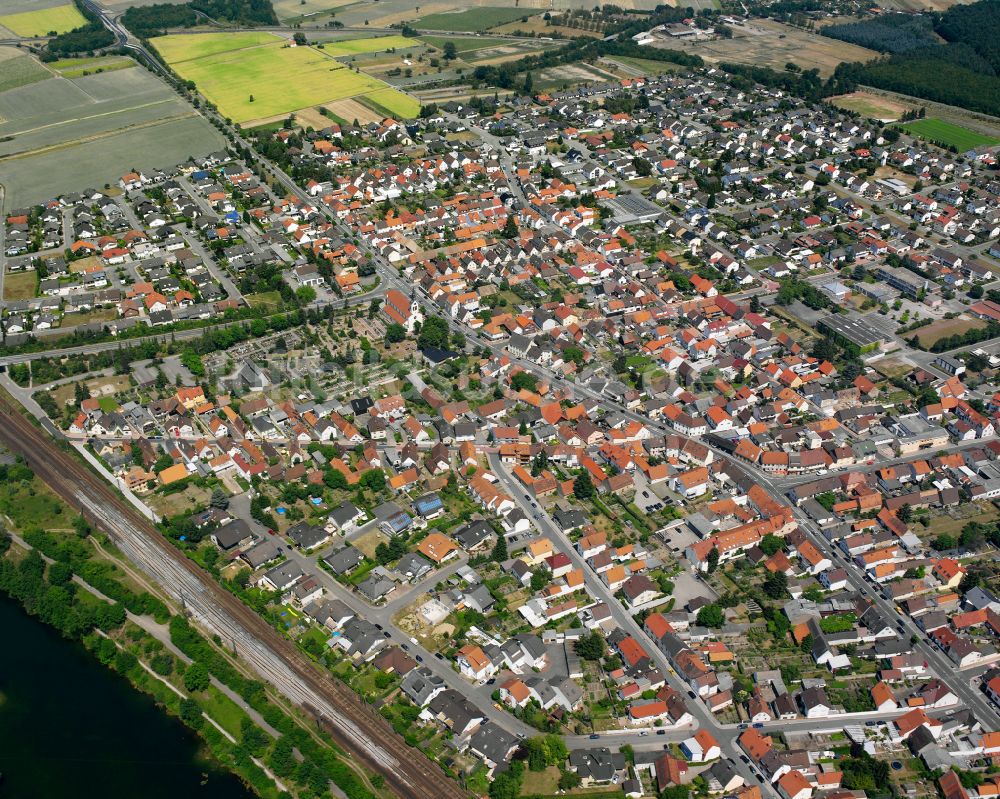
left=0, top=115, right=225, bottom=206
left=414, top=6, right=534, bottom=31
left=0, top=50, right=53, bottom=93
left=272, top=0, right=356, bottom=21
left=0, top=112, right=199, bottom=162
left=321, top=34, right=420, bottom=56
left=418, top=35, right=511, bottom=52
left=0, top=99, right=191, bottom=158
left=49, top=55, right=136, bottom=78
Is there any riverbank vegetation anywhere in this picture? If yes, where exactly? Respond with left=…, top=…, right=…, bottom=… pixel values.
left=0, top=458, right=385, bottom=799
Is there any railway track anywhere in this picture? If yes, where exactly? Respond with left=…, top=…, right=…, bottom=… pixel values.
left=0, top=398, right=469, bottom=799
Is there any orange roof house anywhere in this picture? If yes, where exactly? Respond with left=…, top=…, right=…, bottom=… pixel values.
left=158, top=463, right=189, bottom=485
left=417, top=532, right=459, bottom=564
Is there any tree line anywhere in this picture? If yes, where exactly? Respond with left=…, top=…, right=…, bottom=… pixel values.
left=822, top=13, right=937, bottom=55
left=823, top=0, right=1000, bottom=118
left=42, top=0, right=115, bottom=58
left=122, top=0, right=277, bottom=37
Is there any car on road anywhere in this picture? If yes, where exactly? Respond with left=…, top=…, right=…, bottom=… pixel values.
left=589, top=734, right=600, bottom=740
left=415, top=655, right=423, bottom=662
left=687, top=691, right=696, bottom=699
left=435, top=652, right=444, bottom=660
left=739, top=755, right=750, bottom=764
left=865, top=720, right=877, bottom=727
left=639, top=731, right=648, bottom=736
left=656, top=730, right=665, bottom=736
left=382, top=632, right=390, bottom=638
left=267, top=528, right=276, bottom=536
left=401, top=643, right=409, bottom=651
left=374, top=623, right=383, bottom=630
left=487, top=678, right=496, bottom=685
left=752, top=722, right=764, bottom=729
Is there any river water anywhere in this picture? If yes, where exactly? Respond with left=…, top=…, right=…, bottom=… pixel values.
left=0, top=594, right=254, bottom=799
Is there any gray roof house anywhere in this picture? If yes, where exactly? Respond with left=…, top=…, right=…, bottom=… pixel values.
left=468, top=725, right=519, bottom=770
left=401, top=667, right=446, bottom=707
left=324, top=546, right=365, bottom=575
left=259, top=561, right=303, bottom=591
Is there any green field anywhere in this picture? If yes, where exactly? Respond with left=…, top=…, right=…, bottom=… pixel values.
left=321, top=34, right=420, bottom=56
left=151, top=31, right=282, bottom=64
left=153, top=33, right=419, bottom=122
left=0, top=3, right=87, bottom=37
left=0, top=50, right=51, bottom=92
left=361, top=87, right=421, bottom=118
left=419, top=35, right=509, bottom=52
left=414, top=7, right=532, bottom=31
left=49, top=55, right=135, bottom=78
left=901, top=118, right=999, bottom=151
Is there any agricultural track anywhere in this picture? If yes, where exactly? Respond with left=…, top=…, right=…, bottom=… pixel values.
left=0, top=395, right=468, bottom=799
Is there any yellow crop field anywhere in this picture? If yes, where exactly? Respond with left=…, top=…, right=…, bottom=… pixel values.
left=151, top=31, right=282, bottom=64
left=153, top=34, right=420, bottom=122
left=362, top=87, right=421, bottom=119
left=0, top=3, right=87, bottom=37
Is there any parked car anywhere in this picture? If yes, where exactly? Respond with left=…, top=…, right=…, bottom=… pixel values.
left=589, top=734, right=600, bottom=740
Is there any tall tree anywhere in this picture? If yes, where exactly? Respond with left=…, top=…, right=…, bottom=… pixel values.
left=573, top=470, right=594, bottom=499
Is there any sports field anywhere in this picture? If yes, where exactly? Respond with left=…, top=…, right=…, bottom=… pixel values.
left=901, top=118, right=999, bottom=151
left=0, top=3, right=87, bottom=37
left=414, top=6, right=532, bottom=31
left=829, top=91, right=913, bottom=121
left=153, top=33, right=420, bottom=123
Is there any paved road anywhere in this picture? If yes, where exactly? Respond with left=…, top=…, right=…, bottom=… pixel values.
left=485, top=452, right=777, bottom=792
left=787, top=502, right=1000, bottom=730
